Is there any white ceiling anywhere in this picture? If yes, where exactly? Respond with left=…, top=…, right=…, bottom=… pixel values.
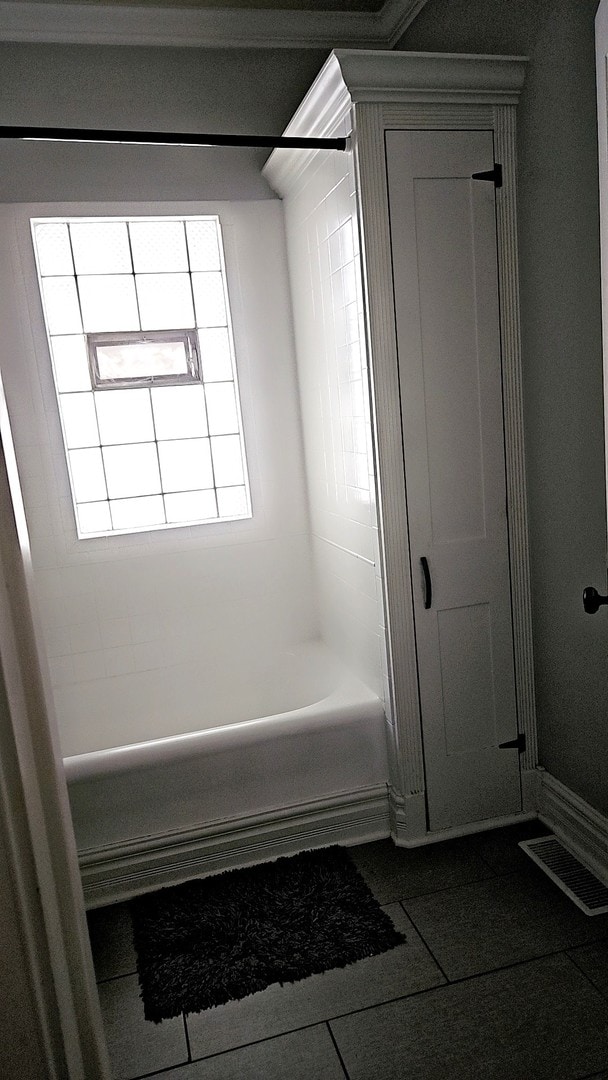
left=0, top=0, right=429, bottom=48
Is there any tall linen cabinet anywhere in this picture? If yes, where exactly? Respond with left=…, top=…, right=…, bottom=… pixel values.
left=264, top=51, right=537, bottom=845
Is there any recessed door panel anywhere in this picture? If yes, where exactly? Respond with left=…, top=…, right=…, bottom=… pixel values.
left=386, top=129, right=521, bottom=831
left=414, top=177, right=486, bottom=545
left=438, top=604, right=496, bottom=756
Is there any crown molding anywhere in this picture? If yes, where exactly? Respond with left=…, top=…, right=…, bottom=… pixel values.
left=378, top=0, right=428, bottom=47
left=263, top=52, right=352, bottom=195
left=264, top=48, right=528, bottom=195
left=330, top=48, right=528, bottom=104
left=0, top=0, right=428, bottom=49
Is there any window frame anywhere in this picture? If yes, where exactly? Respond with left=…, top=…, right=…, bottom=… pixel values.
left=29, top=211, right=253, bottom=538
left=87, top=327, right=202, bottom=391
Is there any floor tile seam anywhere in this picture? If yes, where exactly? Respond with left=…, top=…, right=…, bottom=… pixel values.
left=398, top=881, right=608, bottom=937
left=96, top=966, right=139, bottom=985
left=566, top=949, right=608, bottom=1002
left=402, top=941, right=608, bottom=995
left=125, top=1052, right=192, bottom=1080
left=183, top=980, right=449, bottom=1065
left=396, top=898, right=450, bottom=982
left=326, top=1020, right=352, bottom=1079
left=182, top=1013, right=192, bottom=1064
left=322, top=948, right=608, bottom=1046
left=127, top=949, right=601, bottom=1080
left=183, top=1016, right=340, bottom=1066
left=472, top=850, right=504, bottom=876
left=386, top=866, right=522, bottom=906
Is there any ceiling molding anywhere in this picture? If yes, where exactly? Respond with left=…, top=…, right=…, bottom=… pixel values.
left=0, top=0, right=429, bottom=49
left=378, top=0, right=428, bottom=48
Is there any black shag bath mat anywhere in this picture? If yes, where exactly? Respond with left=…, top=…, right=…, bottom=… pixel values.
left=130, top=846, right=405, bottom=1022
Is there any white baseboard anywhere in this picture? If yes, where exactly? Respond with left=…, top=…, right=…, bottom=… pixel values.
left=537, top=768, right=608, bottom=886
left=388, top=777, right=538, bottom=848
left=521, top=767, right=540, bottom=813
left=389, top=788, right=427, bottom=844
left=81, top=785, right=391, bottom=908
left=81, top=768, right=563, bottom=908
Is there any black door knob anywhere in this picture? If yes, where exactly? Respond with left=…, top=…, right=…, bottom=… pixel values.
left=583, top=586, right=608, bottom=614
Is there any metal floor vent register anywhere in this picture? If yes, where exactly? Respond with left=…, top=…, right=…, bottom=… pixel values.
left=519, top=835, right=608, bottom=916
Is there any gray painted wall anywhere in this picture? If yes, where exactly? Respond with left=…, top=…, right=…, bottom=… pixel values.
left=0, top=43, right=328, bottom=200
left=401, top=0, right=608, bottom=815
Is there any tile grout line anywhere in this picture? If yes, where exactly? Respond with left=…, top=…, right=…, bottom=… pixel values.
left=326, top=1019, right=352, bottom=1080
left=97, top=943, right=608, bottom=1074
left=182, top=1012, right=192, bottom=1063
left=566, top=949, right=608, bottom=1002
left=389, top=929, right=608, bottom=996
left=367, top=865, right=517, bottom=907
left=126, top=1053, right=193, bottom=1080
left=397, top=898, right=450, bottom=983
left=161, top=1020, right=343, bottom=1073
left=96, top=967, right=139, bottom=986
left=94, top=838, right=608, bottom=1078
left=164, top=983, right=453, bottom=1068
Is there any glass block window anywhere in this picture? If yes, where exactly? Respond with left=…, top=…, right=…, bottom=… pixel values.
left=31, top=216, right=251, bottom=537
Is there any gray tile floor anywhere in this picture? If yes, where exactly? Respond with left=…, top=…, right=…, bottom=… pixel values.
left=88, top=822, right=608, bottom=1079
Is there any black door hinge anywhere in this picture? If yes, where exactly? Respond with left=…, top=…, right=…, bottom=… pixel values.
left=471, top=163, right=502, bottom=188
left=498, top=731, right=526, bottom=752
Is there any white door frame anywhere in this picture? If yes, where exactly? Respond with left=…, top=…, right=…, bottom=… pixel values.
left=596, top=0, right=608, bottom=525
left=0, top=370, right=110, bottom=1077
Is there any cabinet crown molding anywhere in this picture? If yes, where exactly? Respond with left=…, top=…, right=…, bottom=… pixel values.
left=330, top=49, right=528, bottom=105
left=264, top=49, right=527, bottom=196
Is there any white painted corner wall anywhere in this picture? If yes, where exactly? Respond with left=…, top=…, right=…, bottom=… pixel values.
left=275, top=146, right=387, bottom=705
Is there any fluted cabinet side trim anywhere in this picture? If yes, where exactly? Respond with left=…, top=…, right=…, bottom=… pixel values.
left=493, top=104, right=538, bottom=772
left=354, top=103, right=426, bottom=799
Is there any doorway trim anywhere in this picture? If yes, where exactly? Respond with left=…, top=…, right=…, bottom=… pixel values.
left=0, top=369, right=110, bottom=1075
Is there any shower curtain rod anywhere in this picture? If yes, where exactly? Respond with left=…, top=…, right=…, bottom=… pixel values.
left=0, top=126, right=348, bottom=151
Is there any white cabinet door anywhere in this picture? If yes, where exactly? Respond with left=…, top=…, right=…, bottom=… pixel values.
left=385, top=129, right=522, bottom=831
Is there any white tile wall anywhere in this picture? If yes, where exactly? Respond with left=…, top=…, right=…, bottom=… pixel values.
left=282, top=148, right=386, bottom=698
left=0, top=201, right=319, bottom=757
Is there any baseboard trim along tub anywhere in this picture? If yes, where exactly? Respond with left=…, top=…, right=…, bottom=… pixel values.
left=80, top=784, right=391, bottom=908
left=537, top=768, right=608, bottom=887
left=83, top=768, right=608, bottom=906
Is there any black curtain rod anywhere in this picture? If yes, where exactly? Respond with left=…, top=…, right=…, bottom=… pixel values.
left=0, top=126, right=348, bottom=151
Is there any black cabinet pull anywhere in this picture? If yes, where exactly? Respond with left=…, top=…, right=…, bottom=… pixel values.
left=421, top=556, right=432, bottom=609
left=583, top=586, right=608, bottom=614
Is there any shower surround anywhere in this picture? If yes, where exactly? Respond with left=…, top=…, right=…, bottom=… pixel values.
left=0, top=178, right=388, bottom=903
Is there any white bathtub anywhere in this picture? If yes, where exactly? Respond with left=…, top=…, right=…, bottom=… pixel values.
left=63, top=642, right=389, bottom=900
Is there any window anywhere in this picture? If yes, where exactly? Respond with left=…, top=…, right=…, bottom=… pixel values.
left=88, top=329, right=201, bottom=389
left=31, top=216, right=251, bottom=537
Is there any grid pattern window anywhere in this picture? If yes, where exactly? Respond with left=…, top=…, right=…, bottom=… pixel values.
left=31, top=216, right=251, bottom=537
